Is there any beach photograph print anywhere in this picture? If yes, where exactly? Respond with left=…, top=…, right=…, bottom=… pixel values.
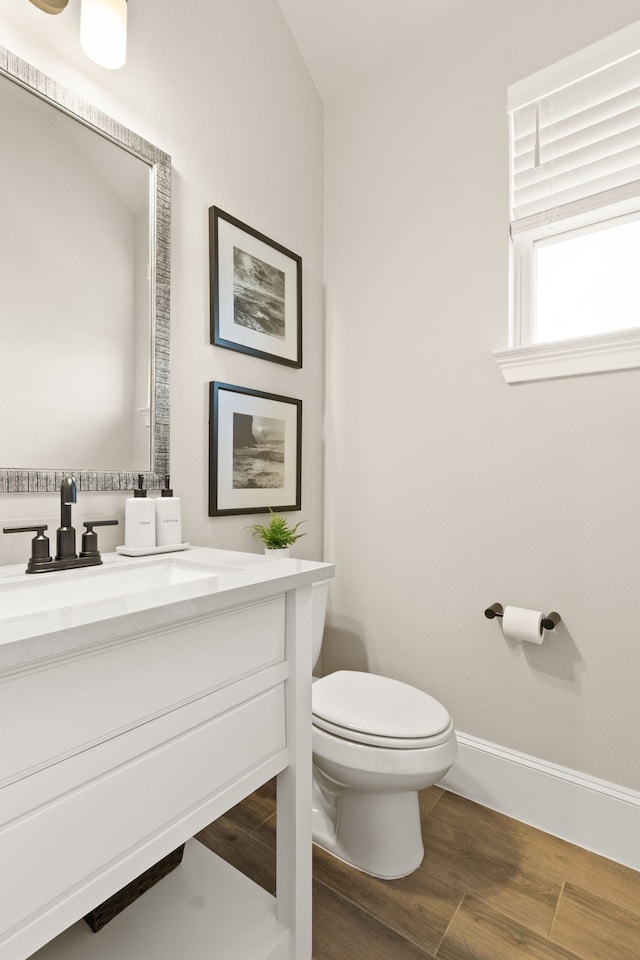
left=232, top=412, right=285, bottom=489
left=209, top=382, right=302, bottom=516
left=210, top=206, right=302, bottom=367
left=233, top=248, right=286, bottom=341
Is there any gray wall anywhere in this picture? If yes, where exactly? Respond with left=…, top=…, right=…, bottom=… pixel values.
left=0, top=0, right=325, bottom=563
left=323, top=0, right=640, bottom=792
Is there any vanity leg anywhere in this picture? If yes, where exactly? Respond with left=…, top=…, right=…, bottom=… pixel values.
left=276, top=584, right=313, bottom=960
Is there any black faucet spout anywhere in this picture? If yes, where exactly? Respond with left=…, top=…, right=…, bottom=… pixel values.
left=56, top=475, right=78, bottom=560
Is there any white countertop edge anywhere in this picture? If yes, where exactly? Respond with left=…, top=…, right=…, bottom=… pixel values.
left=0, top=547, right=335, bottom=672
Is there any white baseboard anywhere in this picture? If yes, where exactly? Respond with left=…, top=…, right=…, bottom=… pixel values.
left=439, top=732, right=640, bottom=872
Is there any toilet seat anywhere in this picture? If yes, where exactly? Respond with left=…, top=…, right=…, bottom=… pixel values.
left=312, top=671, right=453, bottom=749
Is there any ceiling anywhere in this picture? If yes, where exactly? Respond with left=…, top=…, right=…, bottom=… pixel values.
left=275, top=0, right=478, bottom=103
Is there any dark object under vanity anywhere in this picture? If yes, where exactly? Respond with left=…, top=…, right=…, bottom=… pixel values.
left=83, top=844, right=185, bottom=933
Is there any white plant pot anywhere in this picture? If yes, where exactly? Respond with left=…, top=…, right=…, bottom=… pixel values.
left=264, top=547, right=290, bottom=558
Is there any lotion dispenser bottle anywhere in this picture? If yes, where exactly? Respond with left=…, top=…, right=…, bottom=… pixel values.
left=155, top=475, right=182, bottom=547
left=124, top=474, right=156, bottom=550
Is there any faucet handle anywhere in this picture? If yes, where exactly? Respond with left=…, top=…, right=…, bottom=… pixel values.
left=81, top=519, right=119, bottom=559
left=3, top=525, right=52, bottom=573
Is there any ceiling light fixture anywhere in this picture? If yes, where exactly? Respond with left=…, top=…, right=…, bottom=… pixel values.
left=28, top=0, right=69, bottom=12
left=80, top=0, right=127, bottom=70
left=26, top=0, right=127, bottom=70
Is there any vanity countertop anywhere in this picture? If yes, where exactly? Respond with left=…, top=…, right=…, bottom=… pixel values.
left=0, top=546, right=334, bottom=670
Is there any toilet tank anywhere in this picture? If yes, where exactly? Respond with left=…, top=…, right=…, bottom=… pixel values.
left=312, top=580, right=330, bottom=669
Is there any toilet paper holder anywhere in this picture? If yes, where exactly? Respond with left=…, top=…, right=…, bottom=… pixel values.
left=484, top=602, right=561, bottom=631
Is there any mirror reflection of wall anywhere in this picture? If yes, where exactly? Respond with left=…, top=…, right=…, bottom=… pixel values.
left=0, top=75, right=152, bottom=472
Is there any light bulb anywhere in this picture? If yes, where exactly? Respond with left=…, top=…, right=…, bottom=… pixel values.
left=80, top=0, right=127, bottom=70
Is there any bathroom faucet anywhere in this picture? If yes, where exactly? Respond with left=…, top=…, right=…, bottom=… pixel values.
left=56, top=475, right=78, bottom=560
left=2, top=475, right=118, bottom=573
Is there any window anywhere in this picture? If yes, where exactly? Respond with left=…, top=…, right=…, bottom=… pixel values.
left=535, top=213, right=640, bottom=343
left=495, top=21, right=640, bottom=383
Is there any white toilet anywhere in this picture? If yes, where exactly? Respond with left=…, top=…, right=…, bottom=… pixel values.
left=311, top=581, right=458, bottom=879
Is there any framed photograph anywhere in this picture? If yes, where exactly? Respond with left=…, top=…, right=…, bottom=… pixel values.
left=209, top=382, right=302, bottom=516
left=209, top=206, right=302, bottom=368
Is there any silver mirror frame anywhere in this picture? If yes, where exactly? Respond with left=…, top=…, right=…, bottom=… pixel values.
left=0, top=45, right=170, bottom=494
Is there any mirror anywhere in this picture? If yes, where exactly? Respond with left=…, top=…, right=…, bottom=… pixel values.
left=0, top=46, right=170, bottom=493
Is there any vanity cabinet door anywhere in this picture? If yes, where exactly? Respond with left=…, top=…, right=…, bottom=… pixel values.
left=0, top=595, right=289, bottom=960
left=0, top=595, right=285, bottom=786
left=0, top=673, right=287, bottom=959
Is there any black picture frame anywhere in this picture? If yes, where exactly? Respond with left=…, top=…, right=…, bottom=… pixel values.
left=209, top=207, right=302, bottom=368
left=209, top=382, right=302, bottom=517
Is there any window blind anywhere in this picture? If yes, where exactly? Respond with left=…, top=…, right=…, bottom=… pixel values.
left=509, top=21, right=640, bottom=233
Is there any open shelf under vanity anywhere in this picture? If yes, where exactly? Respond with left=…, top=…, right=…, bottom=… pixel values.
left=31, top=841, right=288, bottom=960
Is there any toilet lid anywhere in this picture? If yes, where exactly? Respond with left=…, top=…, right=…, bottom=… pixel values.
left=312, top=671, right=451, bottom=745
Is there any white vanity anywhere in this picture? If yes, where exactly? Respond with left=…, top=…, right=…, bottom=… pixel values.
left=0, top=547, right=333, bottom=960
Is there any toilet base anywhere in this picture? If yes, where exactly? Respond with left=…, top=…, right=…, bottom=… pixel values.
left=312, top=768, right=424, bottom=879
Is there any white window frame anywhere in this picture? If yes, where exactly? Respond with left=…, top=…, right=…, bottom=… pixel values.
left=495, top=21, right=640, bottom=384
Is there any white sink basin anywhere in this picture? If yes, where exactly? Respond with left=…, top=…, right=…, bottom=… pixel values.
left=0, top=556, right=227, bottom=622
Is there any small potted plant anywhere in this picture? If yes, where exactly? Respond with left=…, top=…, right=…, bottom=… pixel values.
left=248, top=509, right=306, bottom=557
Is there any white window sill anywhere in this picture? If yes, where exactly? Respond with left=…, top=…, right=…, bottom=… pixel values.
left=493, top=328, right=640, bottom=384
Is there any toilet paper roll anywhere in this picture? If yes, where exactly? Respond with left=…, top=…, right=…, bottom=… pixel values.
left=501, top=606, right=544, bottom=644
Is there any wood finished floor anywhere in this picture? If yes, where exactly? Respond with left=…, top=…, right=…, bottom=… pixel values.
left=196, top=783, right=640, bottom=960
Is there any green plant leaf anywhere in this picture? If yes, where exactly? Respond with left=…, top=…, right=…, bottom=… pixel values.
left=246, top=508, right=307, bottom=548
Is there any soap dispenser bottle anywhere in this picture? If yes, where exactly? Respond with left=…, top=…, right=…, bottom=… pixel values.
left=124, top=474, right=156, bottom=550
left=155, top=475, right=182, bottom=547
